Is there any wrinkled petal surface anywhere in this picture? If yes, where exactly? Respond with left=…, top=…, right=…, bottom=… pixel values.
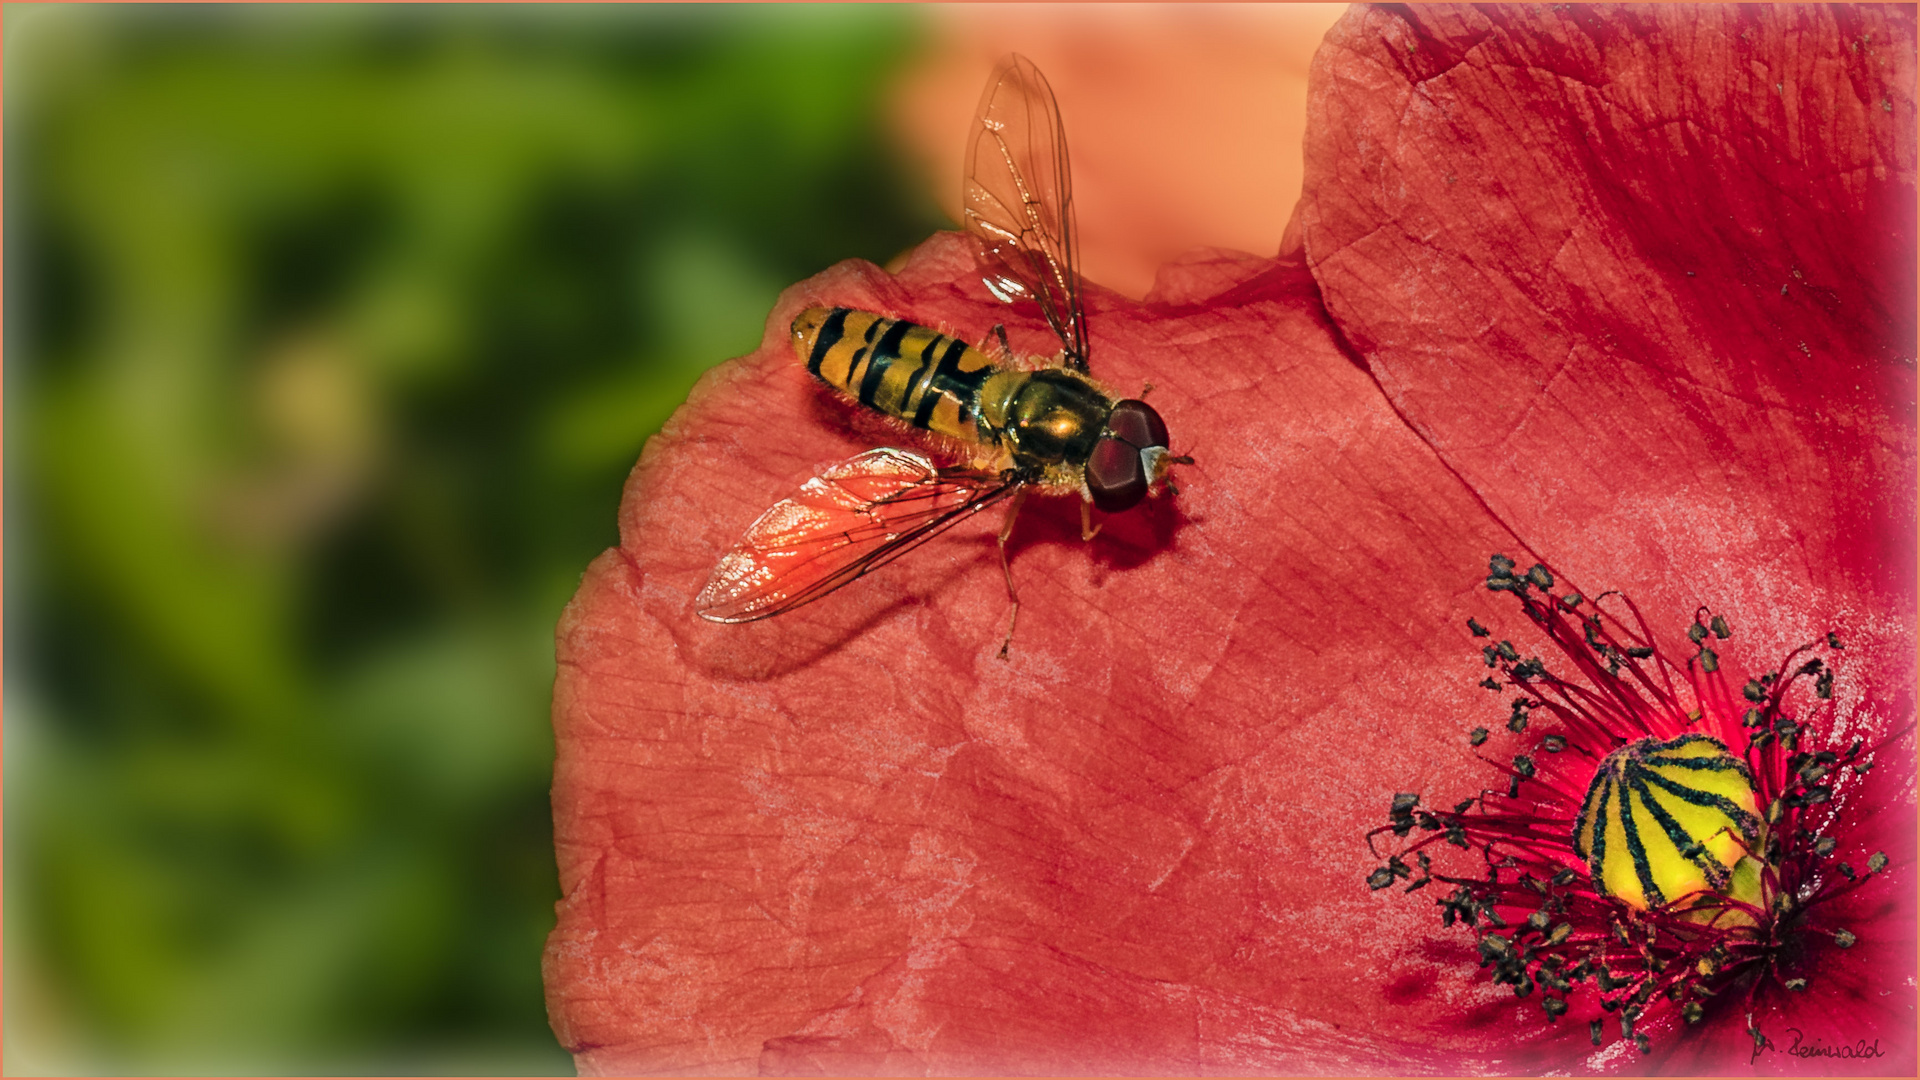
left=1302, top=4, right=1916, bottom=676
left=546, top=233, right=1570, bottom=1075
left=548, top=6, right=1917, bottom=1076
left=1301, top=6, right=1915, bottom=1073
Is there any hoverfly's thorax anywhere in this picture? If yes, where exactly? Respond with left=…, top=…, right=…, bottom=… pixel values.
left=997, top=369, right=1109, bottom=469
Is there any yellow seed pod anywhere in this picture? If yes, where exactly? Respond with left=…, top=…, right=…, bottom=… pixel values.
left=1573, top=734, right=1762, bottom=909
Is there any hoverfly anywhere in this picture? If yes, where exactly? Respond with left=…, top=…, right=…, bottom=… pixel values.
left=696, top=54, right=1188, bottom=655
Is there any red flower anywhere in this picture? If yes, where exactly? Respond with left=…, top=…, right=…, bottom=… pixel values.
left=545, top=6, right=1913, bottom=1074
left=1303, top=5, right=1914, bottom=1073
left=1368, top=555, right=1911, bottom=1072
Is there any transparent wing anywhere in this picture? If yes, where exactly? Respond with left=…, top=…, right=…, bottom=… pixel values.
left=963, top=53, right=1089, bottom=371
left=696, top=448, right=1023, bottom=623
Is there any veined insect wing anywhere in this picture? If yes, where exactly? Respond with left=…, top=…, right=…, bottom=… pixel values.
left=696, top=448, right=1022, bottom=623
left=963, top=53, right=1089, bottom=371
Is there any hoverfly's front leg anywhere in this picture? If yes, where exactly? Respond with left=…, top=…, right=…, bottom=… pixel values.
left=991, top=323, right=1015, bottom=361
left=995, top=485, right=1030, bottom=660
left=1080, top=500, right=1103, bottom=542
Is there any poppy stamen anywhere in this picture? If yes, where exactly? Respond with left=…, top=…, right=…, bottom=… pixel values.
left=1366, top=555, right=1907, bottom=1053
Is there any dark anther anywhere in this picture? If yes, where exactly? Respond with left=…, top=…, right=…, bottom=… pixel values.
left=1813, top=836, right=1836, bottom=856
left=1479, top=677, right=1501, bottom=690
left=1527, top=565, right=1554, bottom=589
left=1497, top=641, right=1519, bottom=661
left=1513, top=755, right=1536, bottom=779
left=1682, top=1001, right=1704, bottom=1024
left=1634, top=1034, right=1652, bottom=1055
left=1868, top=851, right=1888, bottom=873
left=1839, top=863, right=1856, bottom=880
left=1561, top=592, right=1581, bottom=609
left=1548, top=922, right=1572, bottom=945
left=1743, top=680, right=1768, bottom=702
left=1367, top=867, right=1396, bottom=890
left=1486, top=558, right=1524, bottom=593
left=1742, top=708, right=1763, bottom=728
left=1542, top=735, right=1566, bottom=753
left=1827, top=632, right=1844, bottom=649
left=1699, top=647, right=1719, bottom=673
left=1625, top=645, right=1654, bottom=659
left=1468, top=617, right=1489, bottom=637
left=1482, top=646, right=1500, bottom=668
left=1543, top=996, right=1568, bottom=1019
left=1710, top=615, right=1730, bottom=639
left=1834, top=929, right=1856, bottom=948
left=1687, top=622, right=1708, bottom=644
left=1797, top=658, right=1824, bottom=676
left=1845, top=737, right=1864, bottom=759
left=1551, top=868, right=1577, bottom=887
left=1508, top=713, right=1529, bottom=734
left=1389, top=793, right=1419, bottom=837
left=1588, top=1020, right=1603, bottom=1046
left=1816, top=668, right=1834, bottom=699
left=1785, top=978, right=1807, bottom=991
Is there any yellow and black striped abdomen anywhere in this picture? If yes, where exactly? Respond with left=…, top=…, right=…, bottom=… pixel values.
left=792, top=307, right=1000, bottom=444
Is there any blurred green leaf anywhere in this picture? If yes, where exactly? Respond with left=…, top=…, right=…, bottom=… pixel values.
left=6, top=3, right=941, bottom=1072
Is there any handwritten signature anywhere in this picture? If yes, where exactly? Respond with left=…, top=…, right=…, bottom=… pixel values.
left=1750, top=1027, right=1887, bottom=1065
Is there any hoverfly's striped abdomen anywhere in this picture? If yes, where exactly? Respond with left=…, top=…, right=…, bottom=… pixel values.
left=792, top=307, right=999, bottom=445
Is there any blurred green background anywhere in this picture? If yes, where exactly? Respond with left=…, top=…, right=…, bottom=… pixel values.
left=4, top=4, right=943, bottom=1073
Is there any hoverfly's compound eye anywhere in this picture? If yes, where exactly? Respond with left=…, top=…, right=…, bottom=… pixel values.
left=1086, top=399, right=1171, bottom=513
left=1086, top=436, right=1147, bottom=511
left=1106, top=399, right=1170, bottom=453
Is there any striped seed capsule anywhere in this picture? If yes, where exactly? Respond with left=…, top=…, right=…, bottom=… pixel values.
left=1573, top=734, right=1764, bottom=911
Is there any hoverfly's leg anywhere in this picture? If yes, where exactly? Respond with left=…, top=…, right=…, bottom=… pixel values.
left=1139, top=382, right=1156, bottom=398
left=1080, top=499, right=1103, bottom=542
left=995, top=486, right=1030, bottom=660
left=991, top=323, right=1014, bottom=361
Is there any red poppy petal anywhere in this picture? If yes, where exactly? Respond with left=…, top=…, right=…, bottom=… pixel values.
left=1302, top=6, right=1915, bottom=1073
left=1302, top=4, right=1916, bottom=657
left=545, top=233, right=1560, bottom=1073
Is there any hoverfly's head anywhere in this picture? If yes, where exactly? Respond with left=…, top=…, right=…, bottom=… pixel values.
left=1086, top=399, right=1184, bottom=513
